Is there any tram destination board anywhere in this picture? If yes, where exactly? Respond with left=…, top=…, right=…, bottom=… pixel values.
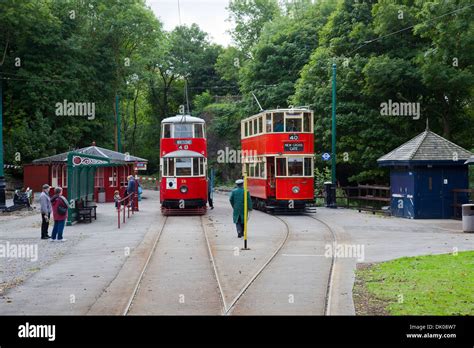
left=284, top=142, right=304, bottom=152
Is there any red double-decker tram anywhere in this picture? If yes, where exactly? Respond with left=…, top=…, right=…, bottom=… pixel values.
left=241, top=108, right=315, bottom=213
left=159, top=115, right=208, bottom=215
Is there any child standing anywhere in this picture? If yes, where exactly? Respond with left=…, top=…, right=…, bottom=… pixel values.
left=114, top=190, right=121, bottom=210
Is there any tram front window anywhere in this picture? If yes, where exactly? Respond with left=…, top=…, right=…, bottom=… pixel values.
left=286, top=118, right=302, bottom=132
left=176, top=158, right=192, bottom=176
left=288, top=158, right=303, bottom=176
left=174, top=124, right=193, bottom=138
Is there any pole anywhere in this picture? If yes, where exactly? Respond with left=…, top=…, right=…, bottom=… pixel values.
left=116, top=94, right=121, bottom=153
left=0, top=79, right=7, bottom=210
left=331, top=63, right=337, bottom=208
left=243, top=173, right=249, bottom=250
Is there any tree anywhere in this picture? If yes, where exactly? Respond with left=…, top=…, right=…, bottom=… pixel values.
left=227, top=0, right=281, bottom=54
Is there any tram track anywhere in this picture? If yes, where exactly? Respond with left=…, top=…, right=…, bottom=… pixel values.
left=122, top=206, right=337, bottom=316
left=123, top=214, right=225, bottom=315
left=122, top=216, right=168, bottom=315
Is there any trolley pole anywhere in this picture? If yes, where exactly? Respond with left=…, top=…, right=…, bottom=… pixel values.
left=243, top=173, right=249, bottom=250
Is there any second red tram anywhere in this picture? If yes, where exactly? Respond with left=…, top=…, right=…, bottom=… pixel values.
left=159, top=115, right=208, bottom=215
left=241, top=108, right=315, bottom=213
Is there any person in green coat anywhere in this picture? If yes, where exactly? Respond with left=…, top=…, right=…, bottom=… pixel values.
left=229, top=179, right=253, bottom=238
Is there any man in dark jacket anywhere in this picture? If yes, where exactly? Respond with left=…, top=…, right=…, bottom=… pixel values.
left=229, top=179, right=252, bottom=238
left=39, top=184, right=52, bottom=239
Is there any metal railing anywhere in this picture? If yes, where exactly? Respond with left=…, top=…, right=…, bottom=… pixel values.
left=117, top=193, right=135, bottom=229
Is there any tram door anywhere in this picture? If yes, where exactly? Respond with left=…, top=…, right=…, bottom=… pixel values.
left=267, top=156, right=276, bottom=198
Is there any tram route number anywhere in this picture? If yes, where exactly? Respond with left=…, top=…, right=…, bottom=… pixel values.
left=289, top=134, right=299, bottom=140
left=284, top=142, right=304, bottom=152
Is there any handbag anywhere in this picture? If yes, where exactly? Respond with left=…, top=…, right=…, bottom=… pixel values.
left=57, top=198, right=68, bottom=215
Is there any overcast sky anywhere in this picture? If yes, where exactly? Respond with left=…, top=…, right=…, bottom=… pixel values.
left=146, top=0, right=233, bottom=46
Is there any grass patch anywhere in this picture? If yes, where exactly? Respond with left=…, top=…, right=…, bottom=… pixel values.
left=353, top=251, right=474, bottom=315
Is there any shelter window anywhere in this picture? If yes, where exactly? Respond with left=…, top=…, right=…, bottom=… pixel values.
left=52, top=165, right=59, bottom=187
left=174, top=124, right=193, bottom=138
left=303, top=113, right=312, bottom=132
left=276, top=158, right=287, bottom=176
left=266, top=113, right=272, bottom=132
left=62, top=166, right=68, bottom=188
left=288, top=158, right=304, bottom=176
left=110, top=167, right=118, bottom=187
left=194, top=124, right=204, bottom=138
left=163, top=124, right=171, bottom=138
left=285, top=118, right=302, bottom=132
left=95, top=167, right=104, bottom=187
left=175, top=158, right=192, bottom=176
left=273, top=113, right=284, bottom=132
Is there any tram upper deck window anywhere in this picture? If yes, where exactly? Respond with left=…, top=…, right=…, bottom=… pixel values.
left=175, top=158, right=192, bottom=176
left=285, top=118, right=302, bottom=132
left=303, top=113, right=312, bottom=132
left=288, top=158, right=303, bottom=176
left=194, top=124, right=204, bottom=138
left=276, top=158, right=287, bottom=176
left=245, top=121, right=249, bottom=137
left=163, top=124, right=171, bottom=138
left=174, top=124, right=193, bottom=138
left=266, top=113, right=272, bottom=132
left=273, top=113, right=284, bottom=132
left=258, top=117, right=263, bottom=134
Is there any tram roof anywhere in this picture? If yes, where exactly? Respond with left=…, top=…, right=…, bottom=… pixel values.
left=244, top=108, right=313, bottom=119
left=163, top=150, right=205, bottom=158
left=161, top=115, right=205, bottom=124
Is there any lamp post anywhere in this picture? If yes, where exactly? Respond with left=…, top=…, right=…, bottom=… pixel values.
left=0, top=79, right=6, bottom=210
left=330, top=63, right=337, bottom=208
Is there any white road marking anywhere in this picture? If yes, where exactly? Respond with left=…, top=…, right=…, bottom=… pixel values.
left=281, top=254, right=325, bottom=257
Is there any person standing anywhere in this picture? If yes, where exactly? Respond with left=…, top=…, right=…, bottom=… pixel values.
left=229, top=179, right=252, bottom=238
left=126, top=175, right=136, bottom=209
left=39, top=184, right=52, bottom=239
left=50, top=187, right=69, bottom=242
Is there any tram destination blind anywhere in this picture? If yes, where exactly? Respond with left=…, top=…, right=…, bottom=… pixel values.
left=284, top=142, right=304, bottom=152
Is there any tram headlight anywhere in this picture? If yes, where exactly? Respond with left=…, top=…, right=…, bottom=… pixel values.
left=180, top=185, right=188, bottom=194
left=292, top=186, right=300, bottom=194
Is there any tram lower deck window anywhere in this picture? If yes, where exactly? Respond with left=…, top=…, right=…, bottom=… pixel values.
left=176, top=158, right=192, bottom=176
left=288, top=158, right=303, bottom=176
left=276, top=158, right=287, bottom=176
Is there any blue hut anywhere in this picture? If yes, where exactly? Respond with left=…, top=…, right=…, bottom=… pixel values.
left=377, top=127, right=472, bottom=219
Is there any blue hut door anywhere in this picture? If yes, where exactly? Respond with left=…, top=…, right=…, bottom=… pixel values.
left=417, top=169, right=443, bottom=218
